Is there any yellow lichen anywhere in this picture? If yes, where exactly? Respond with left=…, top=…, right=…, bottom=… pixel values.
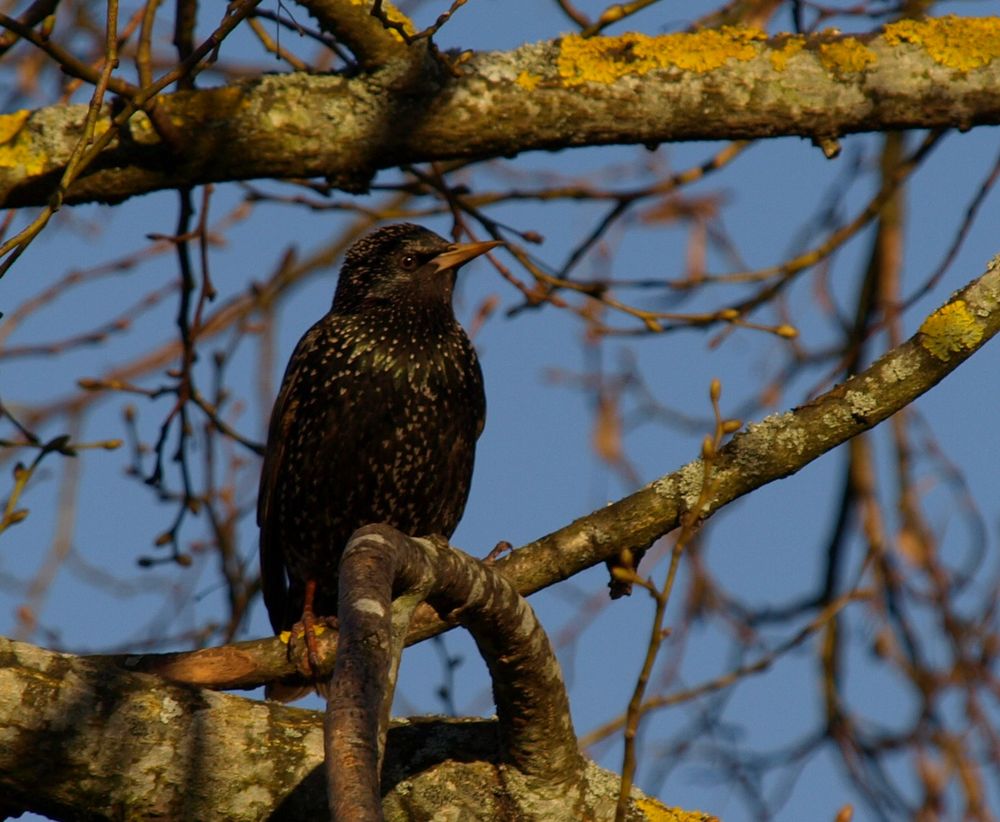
left=0, top=109, right=48, bottom=175
left=818, top=38, right=876, bottom=74
left=126, top=111, right=156, bottom=141
left=278, top=623, right=329, bottom=644
left=919, top=300, right=983, bottom=361
left=0, top=109, right=30, bottom=144
left=635, top=796, right=713, bottom=821
left=348, top=0, right=414, bottom=41
left=558, top=26, right=766, bottom=86
left=516, top=71, right=543, bottom=91
left=883, top=15, right=1000, bottom=72
left=769, top=35, right=806, bottom=71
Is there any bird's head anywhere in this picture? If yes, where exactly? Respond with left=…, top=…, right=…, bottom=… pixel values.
left=332, top=224, right=500, bottom=313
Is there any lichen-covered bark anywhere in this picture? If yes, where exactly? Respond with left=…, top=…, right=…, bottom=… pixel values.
left=4, top=19, right=1000, bottom=207
left=296, top=0, right=417, bottom=69
left=3, top=185, right=995, bottom=822
left=0, top=636, right=707, bottom=821
left=0, top=637, right=326, bottom=820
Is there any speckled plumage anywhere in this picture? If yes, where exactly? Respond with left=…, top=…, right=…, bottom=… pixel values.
left=258, top=224, right=494, bottom=642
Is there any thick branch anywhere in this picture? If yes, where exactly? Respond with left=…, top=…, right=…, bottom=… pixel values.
left=325, top=527, right=431, bottom=822
left=0, top=636, right=706, bottom=821
left=0, top=636, right=326, bottom=820
left=4, top=19, right=1000, bottom=207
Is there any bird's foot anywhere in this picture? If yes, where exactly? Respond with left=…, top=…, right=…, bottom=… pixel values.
left=286, top=614, right=339, bottom=679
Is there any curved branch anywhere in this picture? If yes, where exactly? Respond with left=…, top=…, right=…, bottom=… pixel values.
left=325, top=524, right=585, bottom=821
left=8, top=256, right=991, bottom=818
left=4, top=19, right=1000, bottom=207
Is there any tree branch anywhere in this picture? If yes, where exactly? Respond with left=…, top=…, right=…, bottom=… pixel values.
left=295, top=0, right=419, bottom=70
left=498, top=251, right=1000, bottom=597
left=4, top=18, right=1000, bottom=207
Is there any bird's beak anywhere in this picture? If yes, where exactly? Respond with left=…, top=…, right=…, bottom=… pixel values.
left=430, top=239, right=503, bottom=272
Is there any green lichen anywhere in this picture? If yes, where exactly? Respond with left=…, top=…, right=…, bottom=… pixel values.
left=557, top=26, right=766, bottom=86
left=883, top=15, right=1000, bottom=73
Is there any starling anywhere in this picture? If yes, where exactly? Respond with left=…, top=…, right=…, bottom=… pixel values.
left=258, top=223, right=499, bottom=698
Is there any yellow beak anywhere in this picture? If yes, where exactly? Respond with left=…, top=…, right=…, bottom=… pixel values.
left=430, top=239, right=503, bottom=272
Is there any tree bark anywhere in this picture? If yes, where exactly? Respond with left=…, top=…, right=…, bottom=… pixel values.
left=0, top=636, right=713, bottom=821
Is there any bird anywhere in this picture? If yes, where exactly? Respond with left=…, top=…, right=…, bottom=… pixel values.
left=258, top=223, right=499, bottom=700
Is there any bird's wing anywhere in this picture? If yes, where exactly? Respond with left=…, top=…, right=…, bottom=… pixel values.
left=257, top=343, right=308, bottom=633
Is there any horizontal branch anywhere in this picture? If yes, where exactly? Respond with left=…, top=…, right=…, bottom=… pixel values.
left=4, top=17, right=1000, bottom=207
left=0, top=636, right=699, bottom=820
left=5, top=253, right=996, bottom=818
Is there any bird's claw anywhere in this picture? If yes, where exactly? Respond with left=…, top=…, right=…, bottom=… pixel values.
left=286, top=614, right=339, bottom=679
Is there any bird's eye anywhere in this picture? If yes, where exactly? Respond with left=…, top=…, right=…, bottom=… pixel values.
left=400, top=254, right=419, bottom=271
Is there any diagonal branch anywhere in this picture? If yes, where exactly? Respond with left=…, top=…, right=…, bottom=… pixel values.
left=494, top=252, right=1000, bottom=596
